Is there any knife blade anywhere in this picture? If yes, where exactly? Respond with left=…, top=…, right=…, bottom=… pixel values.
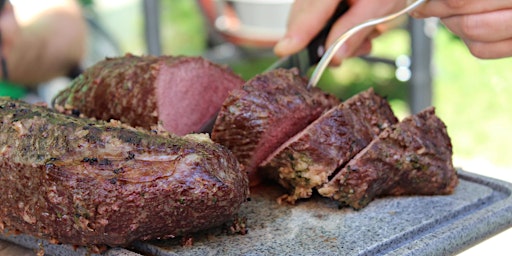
left=265, top=1, right=350, bottom=75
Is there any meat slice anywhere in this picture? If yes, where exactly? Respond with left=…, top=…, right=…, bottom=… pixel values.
left=318, top=107, right=458, bottom=209
left=259, top=88, right=398, bottom=203
left=52, top=54, right=245, bottom=136
left=0, top=98, right=249, bottom=246
left=211, top=68, right=339, bottom=185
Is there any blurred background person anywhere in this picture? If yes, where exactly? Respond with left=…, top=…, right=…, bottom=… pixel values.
left=0, top=0, right=87, bottom=99
left=0, top=2, right=85, bottom=253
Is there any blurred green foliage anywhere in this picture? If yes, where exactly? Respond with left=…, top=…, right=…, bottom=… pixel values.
left=432, top=26, right=512, bottom=167
left=160, top=0, right=207, bottom=56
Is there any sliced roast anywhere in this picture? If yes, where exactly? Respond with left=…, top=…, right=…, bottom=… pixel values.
left=259, top=88, right=398, bottom=203
left=0, top=98, right=249, bottom=246
left=52, top=54, right=245, bottom=136
left=318, top=107, right=458, bottom=209
left=211, top=68, right=339, bottom=185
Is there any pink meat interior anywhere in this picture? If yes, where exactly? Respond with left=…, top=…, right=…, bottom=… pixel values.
left=251, top=107, right=325, bottom=174
left=260, top=106, right=338, bottom=167
left=155, top=59, right=243, bottom=136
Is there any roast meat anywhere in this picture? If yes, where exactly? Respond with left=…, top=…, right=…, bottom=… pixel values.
left=0, top=98, right=249, bottom=246
left=259, top=88, right=398, bottom=204
left=211, top=68, right=339, bottom=185
left=52, top=54, right=245, bottom=136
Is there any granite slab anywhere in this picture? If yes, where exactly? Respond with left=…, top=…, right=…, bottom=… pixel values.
left=2, top=169, right=512, bottom=256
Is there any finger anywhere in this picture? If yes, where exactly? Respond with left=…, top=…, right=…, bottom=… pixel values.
left=352, top=37, right=373, bottom=57
left=274, top=0, right=340, bottom=57
left=442, top=9, right=512, bottom=43
left=462, top=38, right=512, bottom=59
left=412, top=0, right=512, bottom=18
left=330, top=31, right=375, bottom=65
left=330, top=37, right=373, bottom=65
left=326, top=0, right=405, bottom=61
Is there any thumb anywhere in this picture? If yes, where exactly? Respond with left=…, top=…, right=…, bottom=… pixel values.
left=274, top=0, right=341, bottom=57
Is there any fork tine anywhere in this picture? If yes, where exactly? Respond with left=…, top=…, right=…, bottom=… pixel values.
left=307, top=0, right=427, bottom=89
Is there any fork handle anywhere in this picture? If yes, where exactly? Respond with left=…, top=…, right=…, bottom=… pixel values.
left=306, top=1, right=350, bottom=65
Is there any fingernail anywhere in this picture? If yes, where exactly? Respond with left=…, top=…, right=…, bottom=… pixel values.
left=274, top=36, right=296, bottom=55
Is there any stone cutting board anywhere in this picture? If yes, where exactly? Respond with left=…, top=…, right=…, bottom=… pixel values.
left=2, top=169, right=512, bottom=256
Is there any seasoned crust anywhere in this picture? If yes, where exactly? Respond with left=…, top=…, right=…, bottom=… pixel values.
left=52, top=54, right=244, bottom=136
left=0, top=98, right=249, bottom=246
left=318, top=107, right=458, bottom=209
left=211, top=68, right=339, bottom=185
left=259, top=88, right=398, bottom=203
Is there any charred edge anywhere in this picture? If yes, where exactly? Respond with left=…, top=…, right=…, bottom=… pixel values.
left=71, top=109, right=81, bottom=117
left=113, top=167, right=124, bottom=174
left=118, top=129, right=143, bottom=145
left=126, top=152, right=135, bottom=160
left=82, top=157, right=98, bottom=165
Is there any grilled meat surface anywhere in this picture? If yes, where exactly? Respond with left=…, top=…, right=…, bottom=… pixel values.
left=260, top=88, right=398, bottom=203
left=52, top=54, right=244, bottom=136
left=0, top=98, right=249, bottom=246
left=318, top=107, right=458, bottom=209
left=211, top=68, right=339, bottom=185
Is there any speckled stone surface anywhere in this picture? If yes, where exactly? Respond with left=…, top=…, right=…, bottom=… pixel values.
left=133, top=169, right=512, bottom=256
left=2, top=169, right=512, bottom=256
left=0, top=233, right=140, bottom=256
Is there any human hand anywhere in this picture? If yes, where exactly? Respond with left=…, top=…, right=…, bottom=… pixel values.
left=274, top=0, right=406, bottom=65
left=411, top=0, right=512, bottom=59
